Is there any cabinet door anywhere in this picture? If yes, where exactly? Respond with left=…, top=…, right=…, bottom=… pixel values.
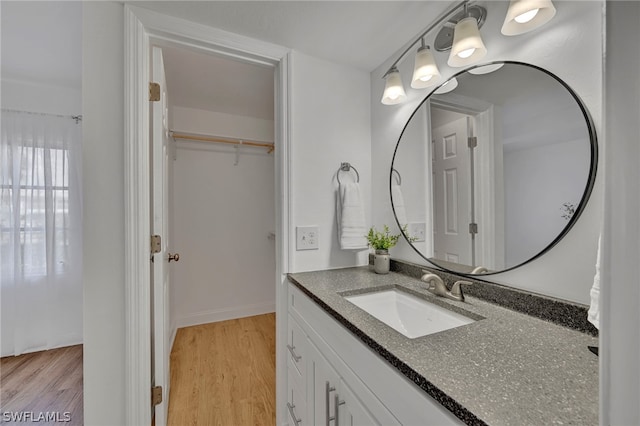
left=287, top=368, right=308, bottom=426
left=287, top=314, right=308, bottom=389
left=338, top=379, right=380, bottom=426
left=309, top=342, right=341, bottom=426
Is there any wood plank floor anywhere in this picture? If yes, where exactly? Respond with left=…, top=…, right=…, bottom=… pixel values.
left=168, top=313, right=276, bottom=426
left=0, top=345, right=83, bottom=426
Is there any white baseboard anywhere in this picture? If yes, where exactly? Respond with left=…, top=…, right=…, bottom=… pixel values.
left=175, top=301, right=275, bottom=329
left=1, top=335, right=84, bottom=358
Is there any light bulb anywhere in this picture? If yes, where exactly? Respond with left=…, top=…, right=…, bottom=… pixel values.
left=515, top=8, right=539, bottom=23
left=420, top=75, right=433, bottom=82
left=457, top=48, right=476, bottom=59
left=388, top=90, right=401, bottom=100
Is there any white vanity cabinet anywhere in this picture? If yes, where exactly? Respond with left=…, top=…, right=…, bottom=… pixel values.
left=286, top=281, right=463, bottom=426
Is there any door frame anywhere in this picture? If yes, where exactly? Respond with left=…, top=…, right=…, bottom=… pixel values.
left=124, top=6, right=291, bottom=425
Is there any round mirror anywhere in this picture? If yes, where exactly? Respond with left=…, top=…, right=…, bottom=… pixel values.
left=391, top=61, right=597, bottom=275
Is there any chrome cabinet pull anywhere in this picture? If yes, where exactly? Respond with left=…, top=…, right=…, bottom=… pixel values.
left=286, top=344, right=302, bottom=362
left=326, top=381, right=336, bottom=426
left=334, top=394, right=345, bottom=426
left=286, top=402, right=302, bottom=426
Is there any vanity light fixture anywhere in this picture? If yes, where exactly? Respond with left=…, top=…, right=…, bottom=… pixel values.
left=380, top=0, right=556, bottom=105
left=381, top=67, right=407, bottom=105
left=411, top=40, right=441, bottom=89
left=501, top=0, right=557, bottom=36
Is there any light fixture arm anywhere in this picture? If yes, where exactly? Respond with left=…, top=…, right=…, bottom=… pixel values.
left=383, top=0, right=469, bottom=78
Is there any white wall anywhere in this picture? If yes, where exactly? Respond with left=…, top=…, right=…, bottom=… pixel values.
left=602, top=2, right=640, bottom=423
left=172, top=106, right=274, bottom=142
left=82, top=2, right=125, bottom=424
left=290, top=51, right=372, bottom=272
left=371, top=1, right=603, bottom=304
left=1, top=79, right=81, bottom=116
left=171, top=107, right=275, bottom=327
left=504, top=138, right=590, bottom=267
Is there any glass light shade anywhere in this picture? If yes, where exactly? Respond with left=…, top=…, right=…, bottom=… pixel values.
left=381, top=68, right=407, bottom=105
left=411, top=46, right=441, bottom=89
left=501, top=0, right=556, bottom=36
left=447, top=17, right=487, bottom=68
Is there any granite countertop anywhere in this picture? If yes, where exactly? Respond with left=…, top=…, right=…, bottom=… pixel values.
left=288, top=267, right=598, bottom=426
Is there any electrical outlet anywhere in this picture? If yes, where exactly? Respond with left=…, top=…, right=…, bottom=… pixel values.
left=296, top=226, right=319, bottom=250
left=408, top=222, right=426, bottom=242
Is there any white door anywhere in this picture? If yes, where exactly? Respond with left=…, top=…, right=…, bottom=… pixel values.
left=432, top=115, right=472, bottom=266
left=151, top=46, right=173, bottom=426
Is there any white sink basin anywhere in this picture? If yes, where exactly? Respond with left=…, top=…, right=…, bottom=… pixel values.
left=344, top=289, right=475, bottom=338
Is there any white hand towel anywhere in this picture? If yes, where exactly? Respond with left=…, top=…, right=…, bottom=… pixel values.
left=588, top=234, right=601, bottom=330
left=336, top=182, right=368, bottom=250
left=391, top=183, right=408, bottom=227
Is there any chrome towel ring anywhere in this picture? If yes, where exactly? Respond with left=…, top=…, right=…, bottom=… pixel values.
left=337, top=162, right=360, bottom=185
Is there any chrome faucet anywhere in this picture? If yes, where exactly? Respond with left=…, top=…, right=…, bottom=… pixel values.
left=420, top=271, right=472, bottom=302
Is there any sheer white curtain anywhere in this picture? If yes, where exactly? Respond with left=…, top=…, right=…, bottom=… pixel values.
left=0, top=110, right=83, bottom=356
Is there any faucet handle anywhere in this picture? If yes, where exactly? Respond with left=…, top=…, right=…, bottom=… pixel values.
left=451, top=280, right=472, bottom=301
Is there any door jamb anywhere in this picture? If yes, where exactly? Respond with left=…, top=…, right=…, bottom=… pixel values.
left=124, top=6, right=291, bottom=425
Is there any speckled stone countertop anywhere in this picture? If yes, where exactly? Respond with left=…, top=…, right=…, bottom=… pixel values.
left=288, top=267, right=598, bottom=426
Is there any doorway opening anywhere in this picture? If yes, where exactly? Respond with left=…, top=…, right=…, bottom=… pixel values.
left=150, top=43, right=277, bottom=425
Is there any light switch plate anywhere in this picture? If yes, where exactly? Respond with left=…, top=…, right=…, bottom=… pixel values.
left=408, top=222, right=426, bottom=242
left=296, top=226, right=319, bottom=250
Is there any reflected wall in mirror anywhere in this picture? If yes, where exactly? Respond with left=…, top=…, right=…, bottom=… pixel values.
left=391, top=62, right=597, bottom=275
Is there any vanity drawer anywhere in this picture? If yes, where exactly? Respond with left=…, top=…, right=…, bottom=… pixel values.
left=287, top=314, right=307, bottom=387
left=286, top=368, right=308, bottom=426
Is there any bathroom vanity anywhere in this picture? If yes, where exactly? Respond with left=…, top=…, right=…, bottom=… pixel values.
left=285, top=267, right=598, bottom=426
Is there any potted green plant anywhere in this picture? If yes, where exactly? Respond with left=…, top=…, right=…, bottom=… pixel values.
left=366, top=225, right=405, bottom=274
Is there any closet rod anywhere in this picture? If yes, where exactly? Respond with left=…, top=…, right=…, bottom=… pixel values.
left=2, top=108, right=82, bottom=123
left=170, top=131, right=275, bottom=153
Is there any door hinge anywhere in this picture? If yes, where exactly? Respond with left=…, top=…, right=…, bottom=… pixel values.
left=149, top=82, right=161, bottom=102
left=152, top=386, right=163, bottom=406
left=469, top=223, right=478, bottom=235
left=468, top=136, right=477, bottom=149
left=151, top=235, right=162, bottom=254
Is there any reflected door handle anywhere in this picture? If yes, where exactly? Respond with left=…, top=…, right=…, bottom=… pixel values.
left=168, top=253, right=180, bottom=262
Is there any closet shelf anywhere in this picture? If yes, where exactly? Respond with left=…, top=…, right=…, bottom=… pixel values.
left=170, top=131, right=275, bottom=153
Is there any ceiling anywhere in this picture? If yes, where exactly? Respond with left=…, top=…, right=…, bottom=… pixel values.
left=127, top=1, right=451, bottom=72
left=133, top=1, right=453, bottom=121
left=2, top=1, right=454, bottom=119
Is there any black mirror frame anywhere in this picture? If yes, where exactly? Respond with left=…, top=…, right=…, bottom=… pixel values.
left=390, top=61, right=598, bottom=276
